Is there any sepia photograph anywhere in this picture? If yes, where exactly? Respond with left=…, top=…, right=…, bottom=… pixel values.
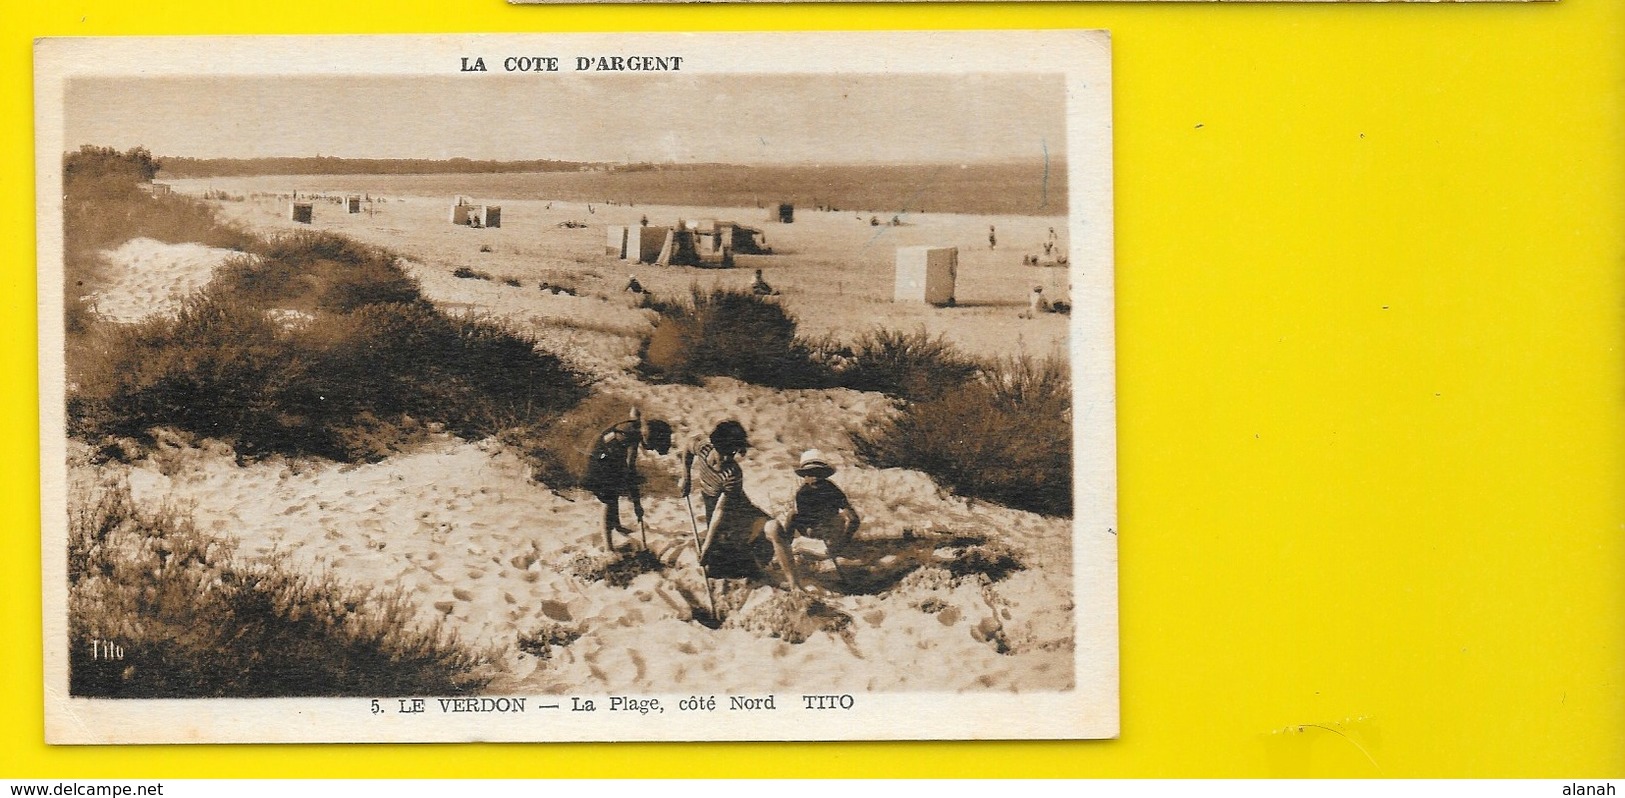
left=36, top=32, right=1116, bottom=744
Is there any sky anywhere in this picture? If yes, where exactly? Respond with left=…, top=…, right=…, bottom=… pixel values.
left=63, top=73, right=1066, bottom=166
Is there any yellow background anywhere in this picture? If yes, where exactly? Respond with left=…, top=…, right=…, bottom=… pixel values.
left=4, top=0, right=1622, bottom=778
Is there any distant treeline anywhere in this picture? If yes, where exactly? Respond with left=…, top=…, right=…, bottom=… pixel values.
left=158, top=156, right=597, bottom=178
left=161, top=162, right=1067, bottom=217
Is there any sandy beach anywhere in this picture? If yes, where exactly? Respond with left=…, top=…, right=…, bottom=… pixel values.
left=73, top=179, right=1096, bottom=695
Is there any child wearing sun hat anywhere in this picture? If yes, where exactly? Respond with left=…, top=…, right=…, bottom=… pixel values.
left=770, top=450, right=862, bottom=580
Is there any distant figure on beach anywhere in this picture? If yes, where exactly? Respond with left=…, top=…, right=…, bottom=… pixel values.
left=988, top=225, right=998, bottom=250
left=625, top=275, right=645, bottom=294
left=640, top=215, right=649, bottom=227
left=680, top=421, right=798, bottom=588
left=763, top=450, right=861, bottom=589
left=749, top=269, right=778, bottom=296
left=582, top=409, right=673, bottom=552
left=1029, top=285, right=1050, bottom=315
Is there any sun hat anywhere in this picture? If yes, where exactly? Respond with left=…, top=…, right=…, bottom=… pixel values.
left=794, top=449, right=836, bottom=478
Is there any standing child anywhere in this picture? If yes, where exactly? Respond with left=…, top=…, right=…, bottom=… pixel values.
left=679, top=421, right=797, bottom=587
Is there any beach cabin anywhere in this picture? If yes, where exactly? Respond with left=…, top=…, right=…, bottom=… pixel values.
left=345, top=195, right=362, bottom=213
left=769, top=203, right=794, bottom=223
left=289, top=202, right=314, bottom=224
left=471, top=205, right=501, bottom=228
left=606, top=225, right=630, bottom=258
left=628, top=225, right=671, bottom=262
left=655, top=229, right=677, bottom=266
left=727, top=224, right=770, bottom=254
left=894, top=246, right=958, bottom=306
left=449, top=196, right=476, bottom=224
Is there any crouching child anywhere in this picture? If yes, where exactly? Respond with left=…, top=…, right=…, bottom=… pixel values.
left=581, top=409, right=673, bottom=551
left=763, top=449, right=861, bottom=589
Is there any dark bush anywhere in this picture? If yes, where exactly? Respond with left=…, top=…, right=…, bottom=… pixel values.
left=810, top=328, right=979, bottom=402
left=71, top=297, right=586, bottom=462
left=211, top=231, right=424, bottom=314
left=69, top=482, right=489, bottom=697
left=68, top=293, right=296, bottom=453
left=856, top=354, right=1072, bottom=517
left=638, top=286, right=818, bottom=388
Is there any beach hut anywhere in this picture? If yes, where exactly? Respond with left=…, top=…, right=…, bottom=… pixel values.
left=769, top=203, right=794, bottom=223
left=289, top=202, right=314, bottom=224
left=699, top=224, right=731, bottom=256
left=655, top=229, right=676, bottom=266
left=345, top=195, right=362, bottom=213
left=728, top=224, right=770, bottom=254
left=628, top=226, right=671, bottom=262
left=450, top=203, right=473, bottom=225
left=894, top=246, right=958, bottom=306
left=473, top=205, right=501, bottom=228
left=606, top=225, right=630, bottom=258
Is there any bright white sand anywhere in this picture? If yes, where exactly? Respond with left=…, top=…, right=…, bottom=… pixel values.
left=89, top=238, right=242, bottom=323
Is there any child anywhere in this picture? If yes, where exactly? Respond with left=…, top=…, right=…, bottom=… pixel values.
left=680, top=421, right=797, bottom=587
left=767, top=450, right=861, bottom=587
left=581, top=409, right=673, bottom=551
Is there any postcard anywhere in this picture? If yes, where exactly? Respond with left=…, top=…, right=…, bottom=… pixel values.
left=37, top=31, right=1117, bottom=743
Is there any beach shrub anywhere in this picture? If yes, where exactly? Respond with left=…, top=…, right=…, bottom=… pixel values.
left=638, top=286, right=818, bottom=387
left=517, top=622, right=581, bottom=659
left=811, top=328, right=979, bottom=402
left=70, top=296, right=586, bottom=462
left=213, top=230, right=424, bottom=314
left=856, top=354, right=1072, bottom=517
left=567, top=548, right=663, bottom=588
left=69, top=481, right=489, bottom=697
left=727, top=591, right=852, bottom=644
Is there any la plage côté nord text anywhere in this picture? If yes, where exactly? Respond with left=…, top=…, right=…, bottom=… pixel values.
left=373, top=694, right=855, bottom=716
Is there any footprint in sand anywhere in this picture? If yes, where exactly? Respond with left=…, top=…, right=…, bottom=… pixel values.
left=433, top=601, right=455, bottom=614
left=452, top=588, right=474, bottom=601
left=539, top=600, right=571, bottom=622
